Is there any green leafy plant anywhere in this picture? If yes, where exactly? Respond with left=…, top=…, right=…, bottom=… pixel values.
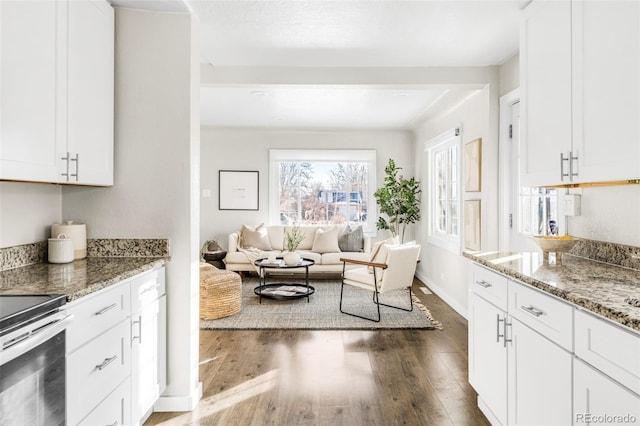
left=285, top=227, right=305, bottom=252
left=200, top=239, right=220, bottom=259
left=374, top=159, right=421, bottom=243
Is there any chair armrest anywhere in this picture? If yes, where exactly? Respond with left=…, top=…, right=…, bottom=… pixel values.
left=339, top=257, right=388, bottom=269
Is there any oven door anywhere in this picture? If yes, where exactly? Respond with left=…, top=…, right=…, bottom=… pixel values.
left=0, top=312, right=72, bottom=426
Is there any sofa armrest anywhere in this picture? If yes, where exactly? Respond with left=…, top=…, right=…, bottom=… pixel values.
left=228, top=232, right=240, bottom=252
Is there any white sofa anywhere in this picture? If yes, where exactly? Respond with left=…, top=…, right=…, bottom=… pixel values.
left=225, top=225, right=372, bottom=273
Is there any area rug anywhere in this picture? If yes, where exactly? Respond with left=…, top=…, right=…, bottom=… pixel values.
left=200, top=277, right=442, bottom=330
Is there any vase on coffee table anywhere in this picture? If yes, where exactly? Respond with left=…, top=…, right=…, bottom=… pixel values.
left=283, top=251, right=301, bottom=266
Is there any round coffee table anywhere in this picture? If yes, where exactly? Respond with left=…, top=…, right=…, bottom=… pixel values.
left=253, top=257, right=315, bottom=303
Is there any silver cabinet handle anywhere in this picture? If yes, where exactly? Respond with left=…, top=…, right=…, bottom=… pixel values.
left=570, top=151, right=578, bottom=179
left=475, top=280, right=492, bottom=288
left=61, top=152, right=70, bottom=181
left=96, top=355, right=117, bottom=371
left=95, top=303, right=117, bottom=316
left=131, top=315, right=142, bottom=343
left=560, top=152, right=570, bottom=181
left=70, top=153, right=79, bottom=181
left=504, top=320, right=512, bottom=347
left=496, top=314, right=504, bottom=343
left=521, top=305, right=544, bottom=317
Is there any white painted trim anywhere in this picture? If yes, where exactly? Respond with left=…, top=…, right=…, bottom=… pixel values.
left=498, top=88, right=520, bottom=252
left=477, top=395, right=502, bottom=426
left=415, top=271, right=468, bottom=320
left=154, top=381, right=203, bottom=412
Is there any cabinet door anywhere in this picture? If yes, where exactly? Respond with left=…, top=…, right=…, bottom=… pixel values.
left=520, top=0, right=573, bottom=187
left=572, top=0, right=640, bottom=183
left=574, top=359, right=640, bottom=425
left=0, top=1, right=64, bottom=183
left=468, top=292, right=508, bottom=425
left=508, top=318, right=572, bottom=425
left=66, top=0, right=114, bottom=185
left=132, top=295, right=166, bottom=424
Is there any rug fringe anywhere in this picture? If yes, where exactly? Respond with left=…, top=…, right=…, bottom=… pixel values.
left=411, top=293, right=444, bottom=330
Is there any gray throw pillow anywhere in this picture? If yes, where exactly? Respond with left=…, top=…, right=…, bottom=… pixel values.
left=338, top=225, right=364, bottom=252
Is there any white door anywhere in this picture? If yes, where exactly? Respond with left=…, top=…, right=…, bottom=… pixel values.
left=468, top=292, right=508, bottom=425
left=507, top=317, right=573, bottom=426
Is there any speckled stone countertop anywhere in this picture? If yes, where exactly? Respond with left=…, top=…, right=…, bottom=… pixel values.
left=463, top=251, right=640, bottom=333
left=0, top=238, right=170, bottom=302
left=0, top=257, right=168, bottom=301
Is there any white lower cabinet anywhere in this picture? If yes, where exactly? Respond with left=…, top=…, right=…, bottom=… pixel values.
left=66, top=266, right=167, bottom=425
left=507, top=317, right=572, bottom=425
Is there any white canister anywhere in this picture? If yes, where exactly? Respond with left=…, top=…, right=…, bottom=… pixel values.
left=48, top=234, right=74, bottom=264
left=51, top=221, right=87, bottom=260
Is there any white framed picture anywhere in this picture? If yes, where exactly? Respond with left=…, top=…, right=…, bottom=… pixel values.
left=219, top=170, right=259, bottom=210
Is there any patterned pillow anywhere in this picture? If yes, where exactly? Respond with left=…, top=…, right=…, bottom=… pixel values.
left=338, top=225, right=364, bottom=252
left=239, top=223, right=272, bottom=251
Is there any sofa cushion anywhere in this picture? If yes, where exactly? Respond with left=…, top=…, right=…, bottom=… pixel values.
left=267, top=226, right=285, bottom=251
left=338, top=225, right=364, bottom=252
left=311, top=226, right=341, bottom=253
left=296, top=250, right=322, bottom=264
left=285, top=226, right=317, bottom=250
left=239, top=223, right=272, bottom=251
left=323, top=251, right=370, bottom=265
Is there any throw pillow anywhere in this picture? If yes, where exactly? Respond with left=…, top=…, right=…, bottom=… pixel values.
left=338, top=225, right=364, bottom=252
left=311, top=226, right=341, bottom=254
left=239, top=223, right=272, bottom=251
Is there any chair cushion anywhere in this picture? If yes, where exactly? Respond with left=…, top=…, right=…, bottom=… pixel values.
left=343, top=267, right=378, bottom=290
left=311, top=226, right=341, bottom=253
left=338, top=225, right=364, bottom=252
left=368, top=236, right=399, bottom=273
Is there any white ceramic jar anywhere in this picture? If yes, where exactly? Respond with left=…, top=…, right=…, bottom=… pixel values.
left=48, top=234, right=74, bottom=264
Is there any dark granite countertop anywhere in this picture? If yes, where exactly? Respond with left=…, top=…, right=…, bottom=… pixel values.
left=0, top=257, right=169, bottom=302
left=463, top=251, right=640, bottom=333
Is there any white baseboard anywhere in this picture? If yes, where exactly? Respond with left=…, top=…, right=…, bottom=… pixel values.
left=415, top=272, right=468, bottom=320
left=477, top=395, right=503, bottom=426
left=154, top=381, right=203, bottom=412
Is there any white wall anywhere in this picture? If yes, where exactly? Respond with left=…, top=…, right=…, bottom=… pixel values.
left=412, top=69, right=500, bottom=317
left=0, top=182, right=61, bottom=247
left=568, top=185, right=640, bottom=247
left=61, top=8, right=201, bottom=410
left=200, top=128, right=415, bottom=247
left=499, top=53, right=519, bottom=97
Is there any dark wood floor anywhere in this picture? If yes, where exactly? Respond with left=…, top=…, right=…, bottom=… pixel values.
left=145, top=278, right=489, bottom=425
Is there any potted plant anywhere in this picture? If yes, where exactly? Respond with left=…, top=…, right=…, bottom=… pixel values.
left=374, top=159, right=421, bottom=243
left=284, top=226, right=305, bottom=265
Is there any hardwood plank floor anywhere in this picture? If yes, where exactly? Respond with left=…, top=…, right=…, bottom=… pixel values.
left=145, top=278, right=489, bottom=425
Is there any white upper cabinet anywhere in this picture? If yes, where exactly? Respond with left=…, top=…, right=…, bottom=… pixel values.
left=0, top=1, right=61, bottom=182
left=521, top=0, right=640, bottom=187
left=0, top=0, right=114, bottom=186
left=520, top=0, right=573, bottom=187
left=66, top=0, right=114, bottom=186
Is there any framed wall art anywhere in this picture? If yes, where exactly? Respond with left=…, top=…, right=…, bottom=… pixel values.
left=463, top=138, right=482, bottom=192
left=219, top=170, right=259, bottom=210
left=464, top=199, right=481, bottom=251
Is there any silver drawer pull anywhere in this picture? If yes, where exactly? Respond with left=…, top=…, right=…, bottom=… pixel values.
left=95, top=303, right=117, bottom=316
left=96, top=355, right=117, bottom=371
left=475, top=280, right=492, bottom=288
left=521, top=305, right=544, bottom=317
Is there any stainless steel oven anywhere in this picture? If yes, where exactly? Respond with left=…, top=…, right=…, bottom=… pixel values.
left=0, top=295, right=72, bottom=426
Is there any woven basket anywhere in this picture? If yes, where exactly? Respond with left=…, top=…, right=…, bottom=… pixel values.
left=200, top=263, right=242, bottom=320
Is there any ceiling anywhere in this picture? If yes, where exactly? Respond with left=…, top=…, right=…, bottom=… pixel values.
left=111, top=0, right=529, bottom=130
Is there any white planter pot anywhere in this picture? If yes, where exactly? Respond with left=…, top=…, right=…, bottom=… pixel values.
left=283, top=251, right=301, bottom=266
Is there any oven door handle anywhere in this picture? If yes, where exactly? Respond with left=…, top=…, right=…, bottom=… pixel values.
left=0, top=312, right=73, bottom=366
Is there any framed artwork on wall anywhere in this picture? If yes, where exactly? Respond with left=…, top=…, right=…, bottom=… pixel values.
left=464, top=138, right=482, bottom=192
left=219, top=170, right=259, bottom=210
left=464, top=199, right=481, bottom=251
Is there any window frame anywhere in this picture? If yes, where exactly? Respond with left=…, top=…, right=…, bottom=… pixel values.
left=268, top=149, right=377, bottom=236
left=424, top=128, right=462, bottom=254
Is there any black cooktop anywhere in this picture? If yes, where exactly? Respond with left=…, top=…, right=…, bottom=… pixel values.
left=0, top=294, right=67, bottom=334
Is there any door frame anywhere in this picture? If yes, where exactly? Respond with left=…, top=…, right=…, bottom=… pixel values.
left=498, top=88, right=520, bottom=252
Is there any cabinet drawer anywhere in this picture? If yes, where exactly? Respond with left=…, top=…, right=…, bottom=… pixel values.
left=469, top=263, right=508, bottom=310
left=77, top=377, right=131, bottom=426
left=65, top=281, right=130, bottom=353
left=508, top=280, right=573, bottom=351
left=67, top=319, right=131, bottom=425
left=575, top=309, right=640, bottom=395
left=131, top=267, right=165, bottom=308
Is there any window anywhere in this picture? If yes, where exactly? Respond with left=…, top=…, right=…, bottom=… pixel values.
left=519, top=187, right=558, bottom=235
left=269, top=150, right=377, bottom=234
left=425, top=128, right=461, bottom=253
